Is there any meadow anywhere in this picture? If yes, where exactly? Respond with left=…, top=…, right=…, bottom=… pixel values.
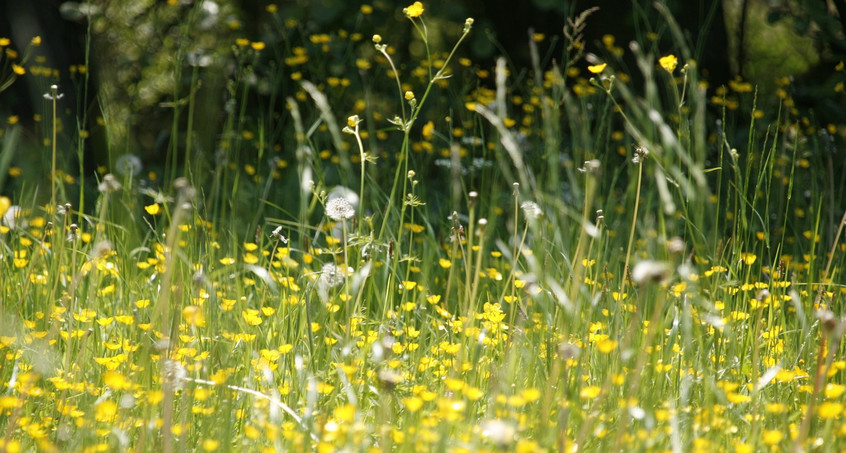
left=1, top=1, right=845, bottom=452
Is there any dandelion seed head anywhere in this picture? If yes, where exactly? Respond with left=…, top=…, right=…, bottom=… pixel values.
left=173, top=177, right=196, bottom=203
left=193, top=267, right=207, bottom=288
left=319, top=263, right=347, bottom=289
left=92, top=240, right=114, bottom=259
left=325, top=196, right=355, bottom=221
left=161, top=360, right=187, bottom=391
left=43, top=85, right=64, bottom=101
left=520, top=201, right=543, bottom=219
left=115, top=154, right=143, bottom=177
left=480, top=419, right=515, bottom=447
left=558, top=342, right=581, bottom=361
left=631, top=260, right=671, bottom=285
left=578, top=159, right=601, bottom=174
left=66, top=223, right=79, bottom=242
left=271, top=226, right=288, bottom=243
left=98, top=173, right=122, bottom=193
left=632, top=146, right=649, bottom=164
left=815, top=309, right=842, bottom=335
left=377, top=369, right=403, bottom=391
left=583, top=222, right=599, bottom=238
left=667, top=236, right=685, bottom=254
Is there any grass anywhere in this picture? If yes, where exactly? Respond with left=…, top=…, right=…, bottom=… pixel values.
left=1, top=2, right=846, bottom=452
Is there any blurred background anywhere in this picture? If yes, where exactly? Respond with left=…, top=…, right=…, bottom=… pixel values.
left=0, top=0, right=845, bottom=204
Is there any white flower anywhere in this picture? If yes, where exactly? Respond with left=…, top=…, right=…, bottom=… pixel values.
left=325, top=197, right=354, bottom=221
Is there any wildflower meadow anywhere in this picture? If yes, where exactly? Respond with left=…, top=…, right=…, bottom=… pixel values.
left=1, top=1, right=845, bottom=452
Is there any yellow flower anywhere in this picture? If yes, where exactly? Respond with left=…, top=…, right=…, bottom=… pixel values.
left=243, top=253, right=259, bottom=264
left=144, top=203, right=161, bottom=215
left=825, top=383, right=845, bottom=399
left=726, top=392, right=750, bottom=404
left=734, top=442, right=753, bottom=453
left=0, top=196, right=10, bottom=218
left=740, top=252, right=756, bottom=265
left=404, top=1, right=424, bottom=18
left=12, top=64, right=25, bottom=75
left=182, top=305, right=206, bottom=327
left=659, top=54, right=678, bottom=72
left=104, top=371, right=132, bottom=390
left=242, top=309, right=262, bottom=326
left=579, top=385, right=601, bottom=399
left=818, top=401, right=843, bottom=419
left=94, top=400, right=117, bottom=422
left=422, top=121, right=434, bottom=140
left=587, top=63, right=607, bottom=74
left=596, top=338, right=618, bottom=354
left=402, top=280, right=417, bottom=290
left=762, top=429, right=783, bottom=446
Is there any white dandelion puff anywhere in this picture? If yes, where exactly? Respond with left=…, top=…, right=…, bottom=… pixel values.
left=520, top=201, right=543, bottom=219
left=631, top=260, right=672, bottom=285
left=115, top=154, right=143, bottom=177
left=325, top=197, right=354, bottom=221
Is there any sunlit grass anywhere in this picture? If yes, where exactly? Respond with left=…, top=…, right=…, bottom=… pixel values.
left=1, top=2, right=845, bottom=453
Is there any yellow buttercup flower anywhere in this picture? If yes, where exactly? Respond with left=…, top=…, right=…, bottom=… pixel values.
left=405, top=1, right=424, bottom=18
left=144, top=203, right=161, bottom=215
left=587, top=63, right=607, bottom=74
left=0, top=196, right=10, bottom=218
left=659, top=54, right=678, bottom=72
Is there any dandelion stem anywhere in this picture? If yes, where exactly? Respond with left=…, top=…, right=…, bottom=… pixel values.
left=50, top=84, right=58, bottom=213
left=621, top=159, right=644, bottom=295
